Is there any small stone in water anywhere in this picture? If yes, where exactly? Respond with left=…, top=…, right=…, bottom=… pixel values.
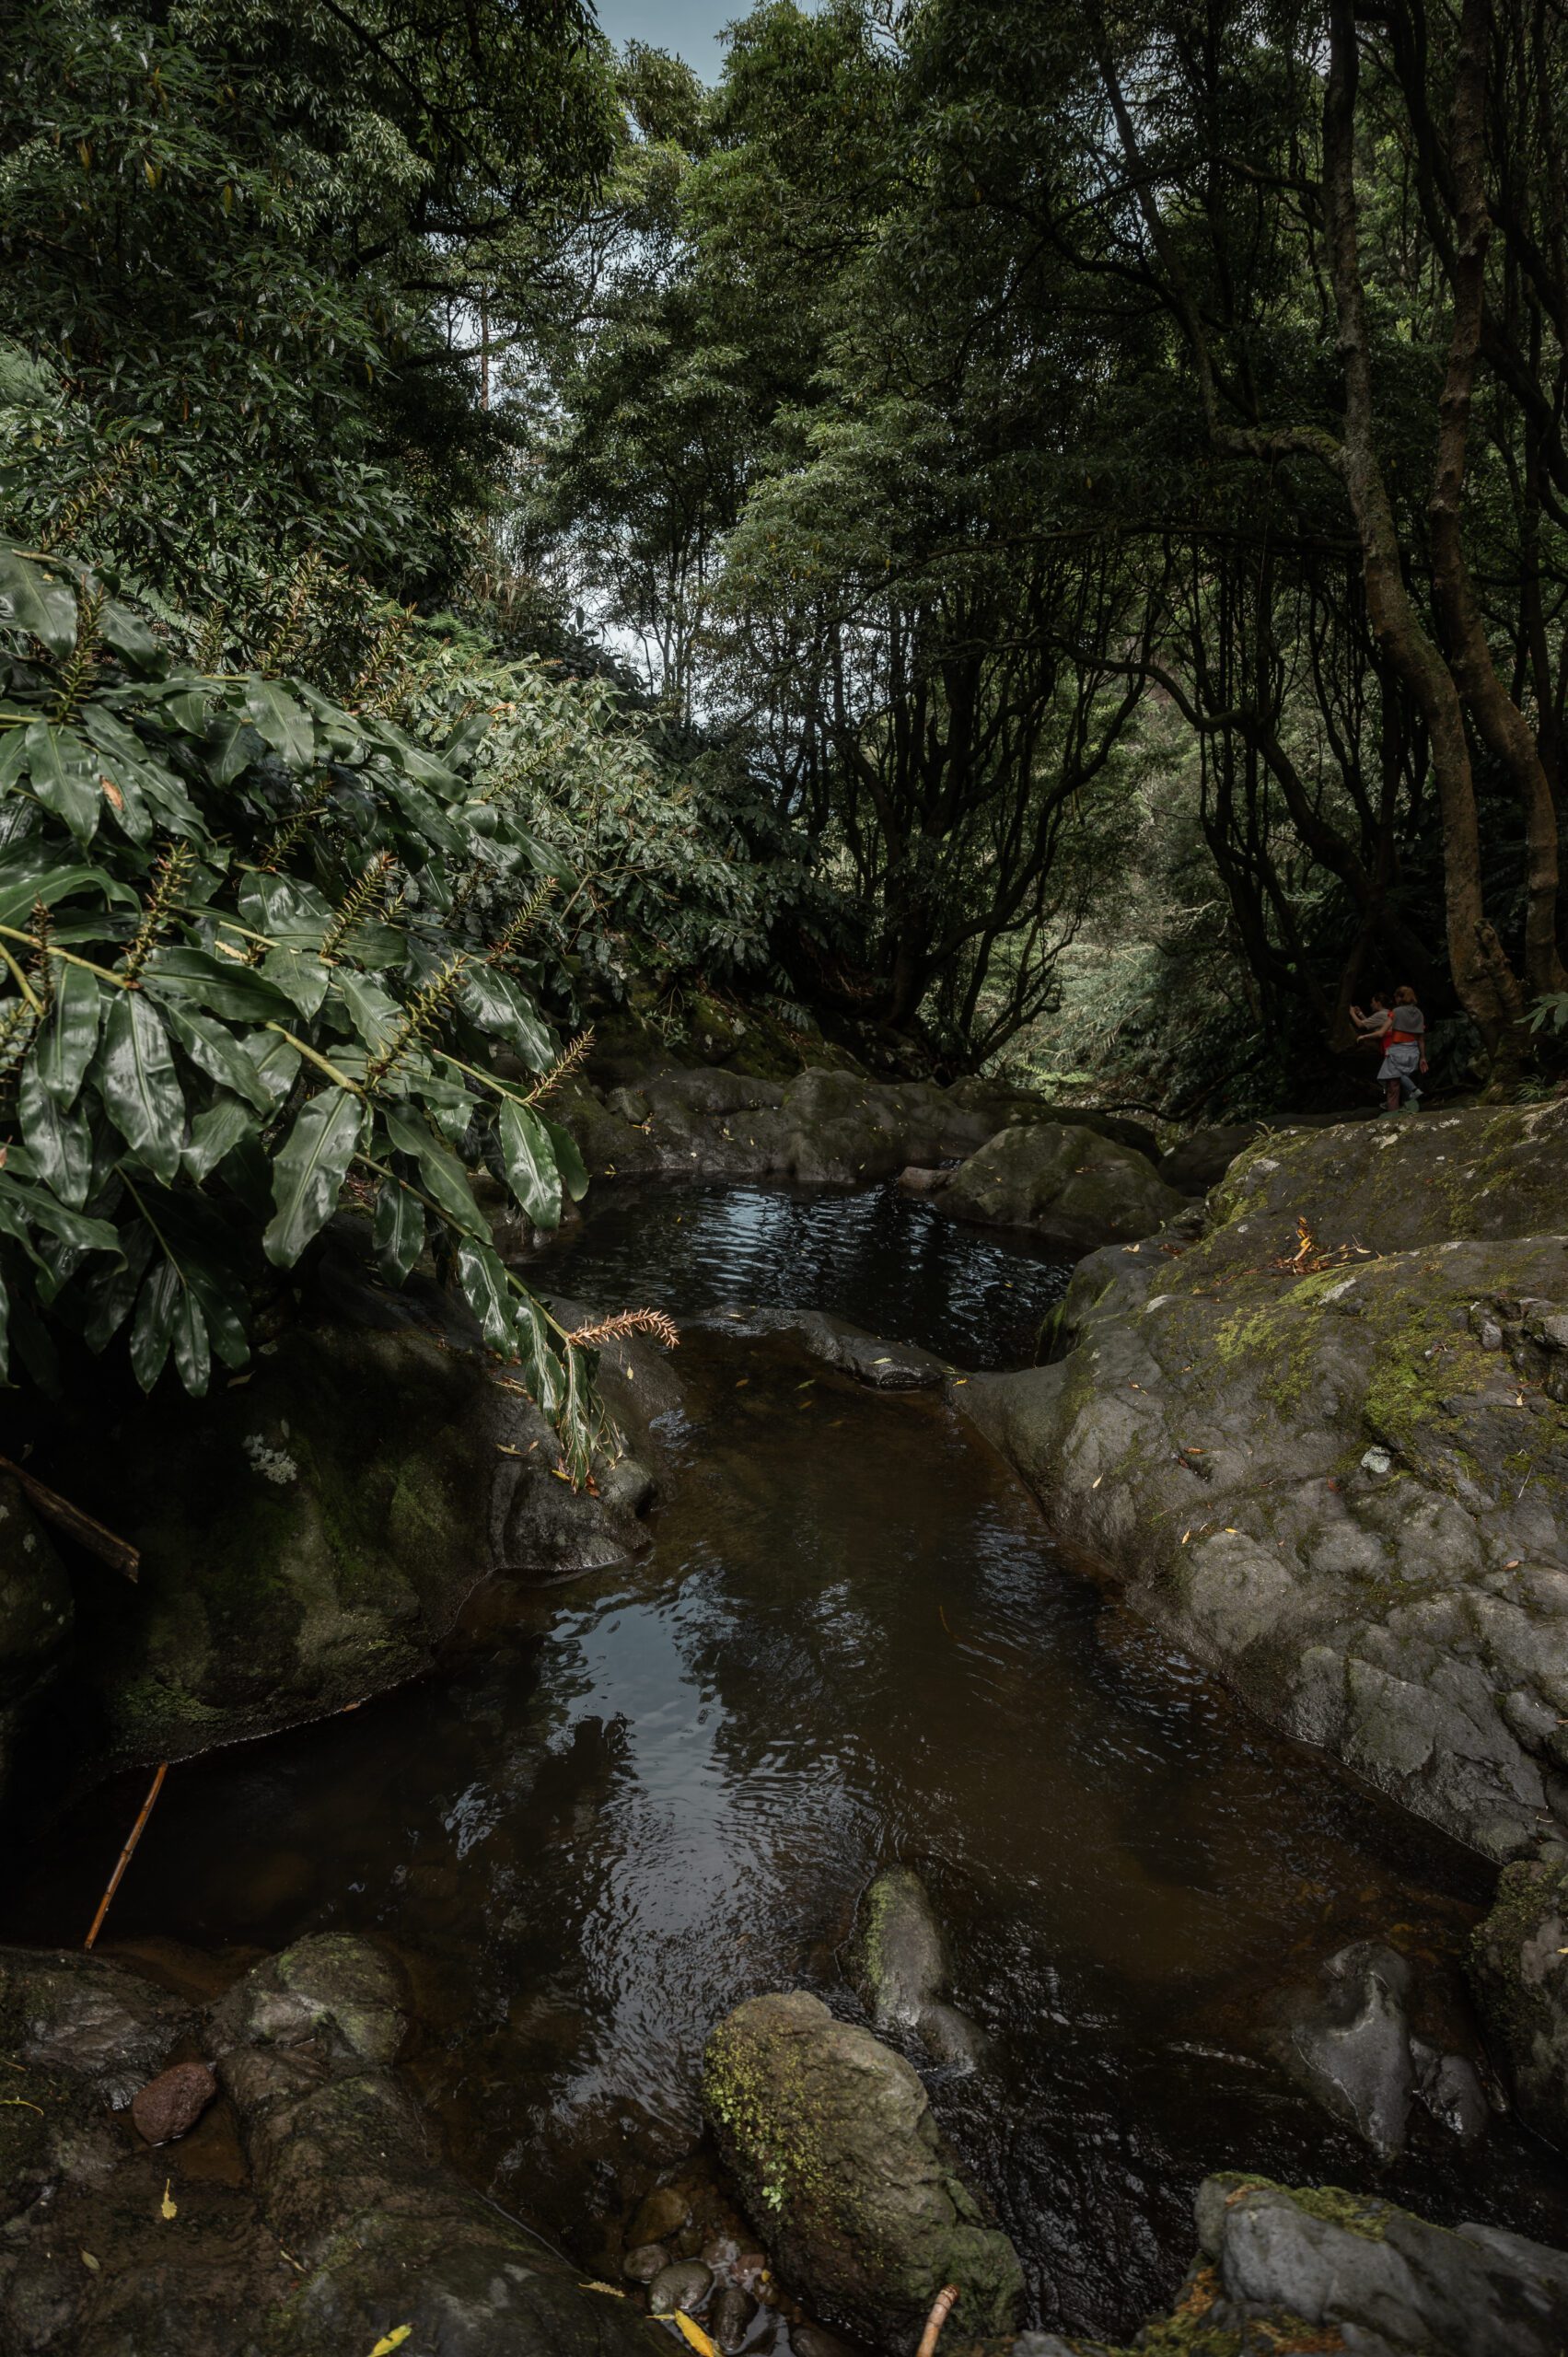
left=792, top=2326, right=857, bottom=2357
left=630, top=2185, right=692, bottom=2247
left=711, top=2283, right=758, bottom=2351
left=702, top=2235, right=742, bottom=2275
left=131, top=2061, right=217, bottom=2146
left=623, top=2244, right=669, bottom=2283
left=651, top=2260, right=714, bottom=2316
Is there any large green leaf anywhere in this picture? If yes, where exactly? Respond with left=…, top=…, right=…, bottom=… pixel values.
left=17, top=1060, right=93, bottom=1209
left=462, top=966, right=555, bottom=1071
left=238, top=1026, right=302, bottom=1105
left=163, top=1003, right=273, bottom=1110
left=0, top=544, right=76, bottom=658
left=262, top=1087, right=366, bottom=1266
left=184, top=1094, right=258, bottom=1183
left=97, top=993, right=186, bottom=1182
left=499, top=1099, right=561, bottom=1228
left=33, top=962, right=102, bottom=1107
left=543, top=1117, right=589, bottom=1202
left=0, top=1167, right=121, bottom=1258
left=456, top=1237, right=516, bottom=1355
left=129, top=1259, right=180, bottom=1392
left=380, top=1103, right=488, bottom=1237
left=373, top=1177, right=424, bottom=1283
left=144, top=945, right=295, bottom=1024
left=24, top=723, right=101, bottom=845
left=0, top=842, right=136, bottom=928
left=241, top=679, right=315, bottom=769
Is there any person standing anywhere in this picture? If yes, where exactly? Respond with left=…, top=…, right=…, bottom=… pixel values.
left=1376, top=985, right=1428, bottom=1112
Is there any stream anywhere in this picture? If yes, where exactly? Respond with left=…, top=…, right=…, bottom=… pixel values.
left=8, top=1182, right=1568, bottom=2342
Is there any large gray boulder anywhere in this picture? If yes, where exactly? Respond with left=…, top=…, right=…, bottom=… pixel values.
left=960, top=1102, right=1568, bottom=1862
left=1470, top=1859, right=1568, bottom=2151
left=1267, top=1940, right=1486, bottom=2158
left=934, top=1122, right=1184, bottom=1251
left=702, top=1990, right=1022, bottom=2353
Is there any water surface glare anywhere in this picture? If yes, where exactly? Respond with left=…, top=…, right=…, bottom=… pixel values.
left=8, top=1191, right=1567, bottom=2340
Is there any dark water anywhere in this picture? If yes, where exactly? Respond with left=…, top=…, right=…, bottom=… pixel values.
left=543, top=1181, right=1074, bottom=1369
left=8, top=1190, right=1567, bottom=2340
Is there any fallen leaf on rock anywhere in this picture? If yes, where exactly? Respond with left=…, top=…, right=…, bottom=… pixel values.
left=579, top=2282, right=627, bottom=2298
left=671, top=2314, right=719, bottom=2357
left=160, top=2179, right=177, bottom=2221
left=81, top=2252, right=100, bottom=2271
left=367, top=2330, right=412, bottom=2356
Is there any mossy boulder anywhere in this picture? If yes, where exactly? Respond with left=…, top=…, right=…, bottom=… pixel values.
left=961, top=1103, right=1568, bottom=1860
left=48, top=1265, right=662, bottom=1770
left=934, top=1123, right=1183, bottom=1250
left=702, top=1990, right=1022, bottom=2353
left=1470, top=1859, right=1568, bottom=2151
left=848, top=1869, right=986, bottom=2069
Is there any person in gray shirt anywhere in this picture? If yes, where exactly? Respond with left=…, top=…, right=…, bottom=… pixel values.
left=1376, top=985, right=1427, bottom=1112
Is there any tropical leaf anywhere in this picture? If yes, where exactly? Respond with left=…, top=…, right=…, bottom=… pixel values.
left=262, top=1088, right=366, bottom=1266
left=97, top=993, right=186, bottom=1182
left=456, top=1237, right=516, bottom=1354
left=33, top=962, right=102, bottom=1106
left=499, top=1099, right=561, bottom=1227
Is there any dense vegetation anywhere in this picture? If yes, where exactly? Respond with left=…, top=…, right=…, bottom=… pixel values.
left=5, top=0, right=1568, bottom=1426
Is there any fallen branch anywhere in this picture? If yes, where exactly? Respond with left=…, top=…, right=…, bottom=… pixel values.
left=0, top=1456, right=140, bottom=1582
left=85, top=1761, right=168, bottom=1949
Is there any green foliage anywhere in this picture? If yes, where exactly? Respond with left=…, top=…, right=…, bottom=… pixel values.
left=0, top=534, right=636, bottom=1476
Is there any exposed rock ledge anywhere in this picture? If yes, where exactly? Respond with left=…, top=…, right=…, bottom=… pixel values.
left=962, top=1101, right=1568, bottom=1866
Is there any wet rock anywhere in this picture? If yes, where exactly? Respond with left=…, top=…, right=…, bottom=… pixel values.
left=0, top=1945, right=191, bottom=2108
left=897, top=1165, right=951, bottom=1194
left=935, top=1123, right=1184, bottom=1253
left=650, top=2261, right=714, bottom=2316
left=1158, top=2172, right=1568, bottom=2357
left=1275, top=1941, right=1416, bottom=2160
left=130, top=2059, right=216, bottom=2145
left=961, top=1103, right=1568, bottom=1862
left=791, top=2326, right=858, bottom=2357
left=733, top=1313, right=949, bottom=1390
left=849, top=1869, right=986, bottom=2071
left=710, top=2283, right=757, bottom=2350
left=703, top=1990, right=1023, bottom=2354
left=1007, top=2339, right=1076, bottom=2357
left=1470, top=1858, right=1568, bottom=2150
left=1411, top=2039, right=1489, bottom=2139
left=624, top=2243, right=670, bottom=2283
left=701, top=2235, right=742, bottom=2273
left=50, top=1245, right=665, bottom=1771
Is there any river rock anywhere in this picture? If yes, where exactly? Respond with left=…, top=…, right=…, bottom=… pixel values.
left=1272, top=1941, right=1416, bottom=2159
left=934, top=1123, right=1184, bottom=1252
left=1470, top=1858, right=1568, bottom=2150
left=130, top=2058, right=217, bottom=2144
left=629, top=2184, right=692, bottom=2247
left=1161, top=2172, right=1568, bottom=2357
left=961, top=1102, right=1568, bottom=1862
left=650, top=2261, right=714, bottom=2316
left=709, top=2283, right=757, bottom=2350
left=623, top=2245, right=668, bottom=2283
left=849, top=1869, right=986, bottom=2070
left=702, top=1990, right=1022, bottom=2353
left=732, top=1312, right=950, bottom=1390
left=0, top=1944, right=192, bottom=2107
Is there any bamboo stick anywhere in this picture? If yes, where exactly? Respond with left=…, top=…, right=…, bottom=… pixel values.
left=84, top=1763, right=168, bottom=1949
left=0, top=1456, right=140, bottom=1581
left=915, top=2288, right=960, bottom=2357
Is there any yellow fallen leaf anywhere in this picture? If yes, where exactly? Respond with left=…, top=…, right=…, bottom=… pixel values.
left=160, top=2178, right=177, bottom=2221
left=368, top=2330, right=412, bottom=2357
left=579, top=2282, right=627, bottom=2297
left=671, top=2313, right=719, bottom=2357
left=81, top=2251, right=100, bottom=2271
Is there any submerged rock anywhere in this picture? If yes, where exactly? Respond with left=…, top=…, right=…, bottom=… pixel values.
left=649, top=2261, right=713, bottom=2316
left=935, top=1123, right=1184, bottom=1252
left=962, top=1102, right=1568, bottom=1862
left=849, top=1868, right=987, bottom=2070
left=702, top=1990, right=1022, bottom=2354
left=1471, top=1858, right=1568, bottom=2151
left=1272, top=1942, right=1416, bottom=2160
left=130, top=2059, right=216, bottom=2145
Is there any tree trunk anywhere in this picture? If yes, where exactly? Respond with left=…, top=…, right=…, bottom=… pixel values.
left=1425, top=0, right=1567, bottom=997
left=1323, top=0, right=1527, bottom=1050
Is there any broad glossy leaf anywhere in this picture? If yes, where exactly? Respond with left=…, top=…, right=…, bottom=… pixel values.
left=238, top=1026, right=301, bottom=1105
left=24, top=723, right=100, bottom=845
left=261, top=945, right=330, bottom=1018
left=130, top=1259, right=179, bottom=1392
left=456, top=1237, right=515, bottom=1354
left=18, top=1059, right=93, bottom=1208
left=462, top=967, right=555, bottom=1070
left=163, top=1003, right=273, bottom=1110
left=99, top=598, right=168, bottom=678
left=0, top=544, right=76, bottom=657
left=34, top=962, right=101, bottom=1106
left=338, top=970, right=401, bottom=1053
left=380, top=1104, right=488, bottom=1237
left=170, top=1285, right=211, bottom=1397
left=516, top=1298, right=564, bottom=1419
left=185, top=1093, right=257, bottom=1183
left=499, top=1099, right=560, bottom=1228
left=373, top=1178, right=424, bottom=1283
left=544, top=1118, right=589, bottom=1202
left=262, top=1087, right=366, bottom=1266
left=238, top=872, right=332, bottom=947
left=0, top=1167, right=121, bottom=1257
left=82, top=1225, right=156, bottom=1351
left=241, top=679, right=314, bottom=769
left=144, top=944, right=295, bottom=1023
left=0, top=841, right=135, bottom=927
left=97, top=993, right=186, bottom=1182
